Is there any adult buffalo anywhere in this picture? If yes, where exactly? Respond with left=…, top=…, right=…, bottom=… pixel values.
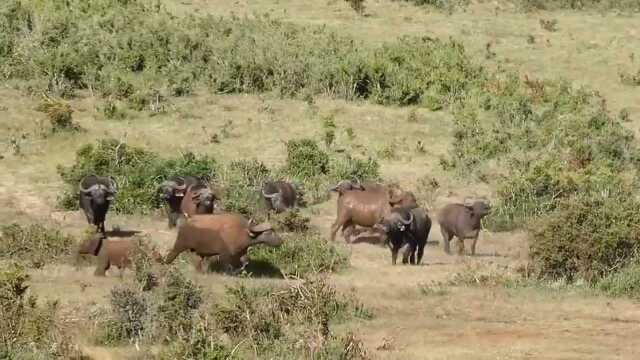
left=79, top=175, right=117, bottom=234
left=158, top=176, right=203, bottom=228
left=328, top=180, right=418, bottom=242
left=164, top=213, right=282, bottom=273
left=374, top=207, right=431, bottom=265
left=438, top=200, right=491, bottom=255
left=180, top=183, right=219, bottom=220
left=261, top=181, right=297, bottom=213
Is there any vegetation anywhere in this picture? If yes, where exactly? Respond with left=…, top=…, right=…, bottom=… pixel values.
left=0, top=264, right=78, bottom=358
left=1, top=0, right=482, bottom=110
left=95, top=266, right=369, bottom=358
left=57, top=138, right=217, bottom=214
left=0, top=223, right=75, bottom=268
left=250, top=232, right=351, bottom=277
left=597, top=256, right=640, bottom=299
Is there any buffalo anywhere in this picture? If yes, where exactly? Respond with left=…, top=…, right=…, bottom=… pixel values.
left=328, top=180, right=418, bottom=242
left=79, top=175, right=118, bottom=234
left=374, top=207, right=431, bottom=265
left=77, top=234, right=161, bottom=276
left=261, top=180, right=297, bottom=213
left=158, top=176, right=203, bottom=228
left=180, top=182, right=219, bottom=219
left=164, top=213, right=282, bottom=273
left=438, top=200, right=491, bottom=255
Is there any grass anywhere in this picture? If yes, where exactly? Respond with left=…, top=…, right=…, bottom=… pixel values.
left=0, top=223, right=76, bottom=268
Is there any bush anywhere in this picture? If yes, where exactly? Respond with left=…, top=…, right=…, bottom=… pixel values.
left=1, top=1, right=484, bottom=109
left=157, top=267, right=203, bottom=337
left=0, top=263, right=77, bottom=358
left=598, top=256, right=640, bottom=298
left=212, top=276, right=371, bottom=357
left=218, top=159, right=271, bottom=216
left=345, top=0, right=366, bottom=14
left=0, top=223, right=75, bottom=268
left=513, top=0, right=640, bottom=12
left=102, top=286, right=150, bottom=343
left=35, top=95, right=79, bottom=133
left=397, top=0, right=471, bottom=13
left=57, top=138, right=217, bottom=214
left=529, top=192, right=640, bottom=282
left=285, top=139, right=329, bottom=179
left=250, top=232, right=350, bottom=277
left=160, top=314, right=232, bottom=360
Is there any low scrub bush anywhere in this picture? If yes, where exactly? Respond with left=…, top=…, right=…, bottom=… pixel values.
left=0, top=223, right=75, bottom=268
left=285, top=139, right=330, bottom=179
left=57, top=138, right=217, bottom=214
left=397, top=0, right=470, bottom=13
left=619, top=68, right=640, bottom=86
left=160, top=314, right=232, bottom=360
left=218, top=159, right=271, bottom=216
left=513, top=0, right=640, bottom=12
left=1, top=0, right=484, bottom=109
left=212, top=277, right=371, bottom=357
left=597, top=255, right=640, bottom=298
left=250, top=232, right=350, bottom=277
left=0, top=263, right=77, bottom=358
left=35, top=95, right=79, bottom=133
left=157, top=268, right=203, bottom=337
left=529, top=192, right=640, bottom=282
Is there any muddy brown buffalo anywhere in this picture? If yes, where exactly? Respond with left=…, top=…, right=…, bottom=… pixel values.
left=437, top=200, right=491, bottom=255
left=77, top=234, right=161, bottom=276
left=164, top=213, right=282, bottom=273
left=328, top=180, right=418, bottom=242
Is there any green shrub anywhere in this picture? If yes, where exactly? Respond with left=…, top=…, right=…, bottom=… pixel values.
left=270, top=209, right=311, bottom=233
left=398, top=0, right=471, bottom=13
left=212, top=276, right=370, bottom=357
left=218, top=159, right=271, bottom=216
left=57, top=138, right=217, bottom=214
left=529, top=191, right=640, bottom=282
left=285, top=139, right=329, bottom=179
left=101, top=285, right=150, bottom=343
left=0, top=263, right=77, bottom=358
left=160, top=314, right=233, bottom=360
left=0, top=223, right=75, bottom=268
left=157, top=267, right=203, bottom=337
left=598, top=256, right=640, bottom=298
left=329, top=155, right=380, bottom=184
left=250, top=232, right=350, bottom=277
left=1, top=1, right=484, bottom=108
left=35, top=96, right=79, bottom=133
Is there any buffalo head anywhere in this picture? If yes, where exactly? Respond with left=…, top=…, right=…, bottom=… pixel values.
left=248, top=220, right=282, bottom=246
left=79, top=176, right=117, bottom=205
left=464, top=199, right=491, bottom=218
left=158, top=177, right=187, bottom=202
left=328, top=179, right=365, bottom=195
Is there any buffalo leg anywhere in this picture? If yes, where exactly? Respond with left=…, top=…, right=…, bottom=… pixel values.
left=440, top=227, right=453, bottom=255
left=341, top=220, right=355, bottom=243
left=391, top=244, right=401, bottom=265
left=456, top=237, right=465, bottom=255
left=163, top=248, right=183, bottom=265
left=330, top=218, right=346, bottom=242
left=94, top=259, right=110, bottom=277
left=416, top=243, right=425, bottom=265
left=471, top=235, right=479, bottom=256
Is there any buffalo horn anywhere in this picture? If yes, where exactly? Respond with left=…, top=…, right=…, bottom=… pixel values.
left=79, top=180, right=99, bottom=193
left=249, top=222, right=272, bottom=234
left=262, top=188, right=278, bottom=198
left=399, top=212, right=413, bottom=225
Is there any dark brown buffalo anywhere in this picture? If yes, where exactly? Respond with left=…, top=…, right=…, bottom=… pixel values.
left=77, top=234, right=161, bottom=276
left=374, top=207, right=431, bottom=265
left=438, top=200, right=491, bottom=255
left=79, top=175, right=118, bottom=234
left=158, top=176, right=202, bottom=228
left=164, top=213, right=282, bottom=273
left=328, top=181, right=418, bottom=242
left=180, top=183, right=219, bottom=220
left=261, top=181, right=297, bottom=213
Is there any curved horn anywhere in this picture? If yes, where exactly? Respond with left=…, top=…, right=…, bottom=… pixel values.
left=79, top=180, right=98, bottom=193
left=262, top=188, right=278, bottom=198
left=399, top=211, right=414, bottom=225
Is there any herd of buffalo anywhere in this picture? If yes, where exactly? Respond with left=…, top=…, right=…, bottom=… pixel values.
left=76, top=174, right=491, bottom=276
